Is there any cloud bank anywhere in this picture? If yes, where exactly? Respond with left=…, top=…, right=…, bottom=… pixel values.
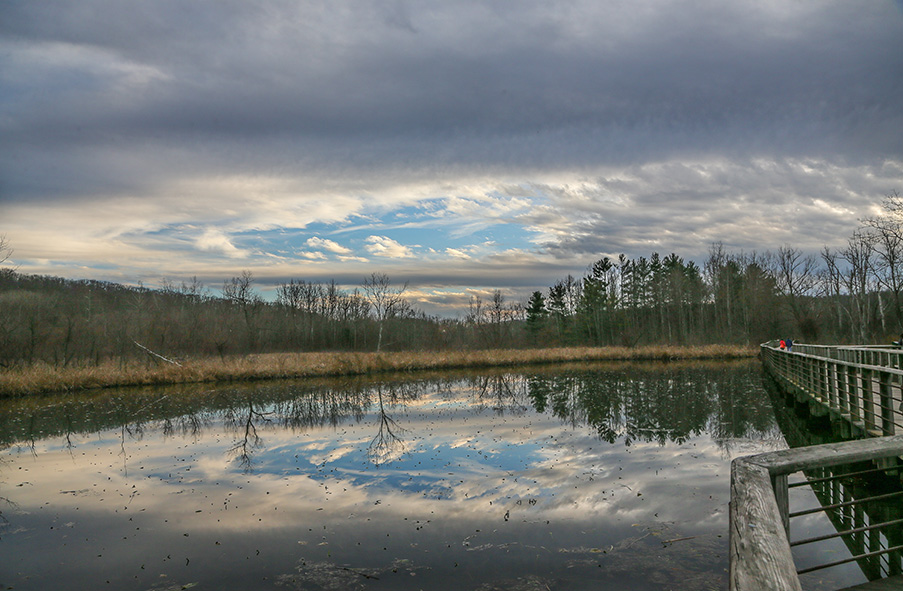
left=1, top=0, right=901, bottom=314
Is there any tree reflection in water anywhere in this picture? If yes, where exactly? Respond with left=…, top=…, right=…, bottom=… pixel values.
left=0, top=360, right=777, bottom=466
left=224, top=398, right=273, bottom=471
left=0, top=360, right=785, bottom=591
left=367, top=385, right=408, bottom=466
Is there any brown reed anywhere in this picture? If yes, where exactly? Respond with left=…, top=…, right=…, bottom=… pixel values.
left=0, top=344, right=758, bottom=398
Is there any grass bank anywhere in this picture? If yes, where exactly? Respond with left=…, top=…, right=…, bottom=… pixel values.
left=0, top=344, right=758, bottom=397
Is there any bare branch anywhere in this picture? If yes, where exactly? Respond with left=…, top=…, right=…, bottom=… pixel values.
left=0, top=235, right=13, bottom=266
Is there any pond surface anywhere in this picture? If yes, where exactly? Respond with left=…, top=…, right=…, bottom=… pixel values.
left=2, top=360, right=789, bottom=590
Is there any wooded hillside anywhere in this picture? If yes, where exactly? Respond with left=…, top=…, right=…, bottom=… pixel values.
left=2, top=193, right=902, bottom=368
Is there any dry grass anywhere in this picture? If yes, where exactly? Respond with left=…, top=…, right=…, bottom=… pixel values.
left=0, top=344, right=758, bottom=398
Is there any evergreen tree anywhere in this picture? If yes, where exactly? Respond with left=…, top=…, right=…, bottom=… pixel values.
left=524, top=291, right=548, bottom=340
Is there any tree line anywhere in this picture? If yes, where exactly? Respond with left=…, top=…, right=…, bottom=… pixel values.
left=517, top=192, right=903, bottom=348
left=0, top=269, right=452, bottom=367
left=0, top=192, right=901, bottom=367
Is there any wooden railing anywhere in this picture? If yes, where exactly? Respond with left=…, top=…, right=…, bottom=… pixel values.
left=731, top=343, right=903, bottom=590
left=794, top=460, right=903, bottom=582
left=760, top=342, right=903, bottom=438
left=730, top=435, right=903, bottom=591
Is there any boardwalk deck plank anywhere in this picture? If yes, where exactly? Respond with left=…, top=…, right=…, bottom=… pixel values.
left=836, top=574, right=903, bottom=591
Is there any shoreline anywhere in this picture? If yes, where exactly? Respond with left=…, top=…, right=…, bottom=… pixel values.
left=0, top=344, right=758, bottom=398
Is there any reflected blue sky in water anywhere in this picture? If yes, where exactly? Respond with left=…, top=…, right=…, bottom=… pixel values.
left=1, top=362, right=787, bottom=590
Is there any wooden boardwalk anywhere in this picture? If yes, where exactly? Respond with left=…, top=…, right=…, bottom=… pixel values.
left=730, top=343, right=903, bottom=591
left=761, top=342, right=903, bottom=439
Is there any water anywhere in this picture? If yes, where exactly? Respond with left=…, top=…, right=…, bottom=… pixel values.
left=1, top=360, right=785, bottom=590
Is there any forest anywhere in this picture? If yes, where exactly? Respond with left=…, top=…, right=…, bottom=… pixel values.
left=1, top=193, right=901, bottom=368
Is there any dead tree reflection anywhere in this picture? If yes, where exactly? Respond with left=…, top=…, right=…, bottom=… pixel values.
left=225, top=399, right=273, bottom=472
left=161, top=413, right=205, bottom=439
left=367, top=385, right=407, bottom=466
left=0, top=452, right=18, bottom=532
left=473, top=374, right=530, bottom=415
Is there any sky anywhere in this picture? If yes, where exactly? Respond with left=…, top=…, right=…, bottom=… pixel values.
left=2, top=0, right=902, bottom=316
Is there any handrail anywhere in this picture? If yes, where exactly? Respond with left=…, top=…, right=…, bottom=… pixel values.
left=730, top=435, right=903, bottom=591
left=760, top=343, right=903, bottom=438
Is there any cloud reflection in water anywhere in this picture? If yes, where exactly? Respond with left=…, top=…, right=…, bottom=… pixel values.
left=0, top=361, right=784, bottom=590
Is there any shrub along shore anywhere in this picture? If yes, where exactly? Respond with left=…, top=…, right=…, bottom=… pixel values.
left=0, top=344, right=758, bottom=398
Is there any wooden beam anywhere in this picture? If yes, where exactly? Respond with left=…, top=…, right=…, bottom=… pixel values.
left=730, top=458, right=802, bottom=591
left=749, top=434, right=903, bottom=476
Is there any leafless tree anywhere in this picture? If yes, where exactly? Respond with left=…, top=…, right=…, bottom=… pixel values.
left=820, top=246, right=845, bottom=337
left=362, top=273, right=408, bottom=352
left=862, top=191, right=903, bottom=329
left=705, top=242, right=738, bottom=338
left=841, top=232, right=877, bottom=340
left=769, top=245, right=820, bottom=339
left=0, top=235, right=13, bottom=276
left=223, top=270, right=263, bottom=350
left=276, top=278, right=304, bottom=310
left=822, top=234, right=876, bottom=342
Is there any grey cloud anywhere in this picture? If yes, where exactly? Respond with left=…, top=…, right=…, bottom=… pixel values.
left=3, top=1, right=900, bottom=171
left=2, top=0, right=901, bottom=313
left=535, top=158, right=900, bottom=261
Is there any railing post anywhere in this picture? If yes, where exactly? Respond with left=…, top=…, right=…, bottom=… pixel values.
left=819, top=358, right=828, bottom=402
left=862, top=368, right=877, bottom=435
left=838, top=363, right=850, bottom=413
left=786, top=349, right=792, bottom=383
left=784, top=349, right=792, bottom=385
left=865, top=509, right=883, bottom=580
left=880, top=370, right=896, bottom=436
left=805, top=354, right=813, bottom=394
left=839, top=476, right=851, bottom=531
left=811, top=357, right=818, bottom=398
left=828, top=361, right=838, bottom=408
left=854, top=500, right=867, bottom=573
left=849, top=366, right=861, bottom=425
left=813, top=357, right=821, bottom=400
left=772, top=473, right=790, bottom=537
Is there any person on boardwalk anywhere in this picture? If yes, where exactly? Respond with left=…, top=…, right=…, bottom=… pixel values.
left=786, top=338, right=793, bottom=352
left=779, top=339, right=786, bottom=350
